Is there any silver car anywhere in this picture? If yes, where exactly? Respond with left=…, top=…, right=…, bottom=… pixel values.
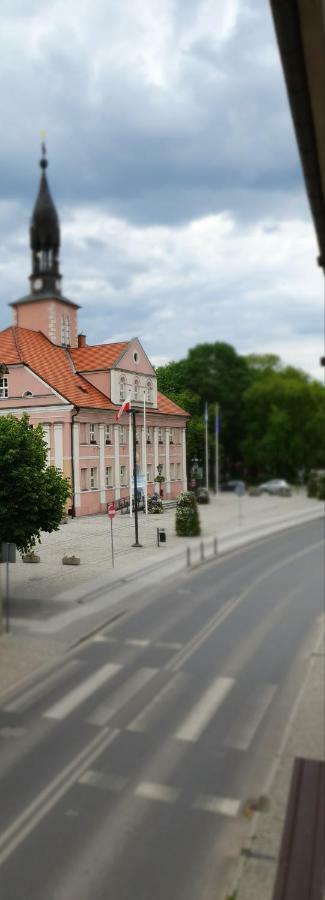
left=259, top=479, right=291, bottom=496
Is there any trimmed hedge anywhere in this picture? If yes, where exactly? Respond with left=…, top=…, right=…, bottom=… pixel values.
left=176, top=491, right=201, bottom=537
left=307, top=470, right=325, bottom=500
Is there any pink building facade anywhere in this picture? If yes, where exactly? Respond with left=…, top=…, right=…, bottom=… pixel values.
left=0, top=148, right=188, bottom=515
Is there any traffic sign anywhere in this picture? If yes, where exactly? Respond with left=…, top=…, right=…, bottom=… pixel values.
left=107, top=504, right=116, bottom=519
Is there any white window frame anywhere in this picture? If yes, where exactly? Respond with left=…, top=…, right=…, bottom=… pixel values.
left=134, top=379, right=139, bottom=401
left=0, top=377, right=8, bottom=398
left=120, top=377, right=126, bottom=401
left=170, top=462, right=175, bottom=481
left=80, top=468, right=88, bottom=491
left=176, top=462, right=181, bottom=480
left=105, top=425, right=112, bottom=445
left=146, top=426, right=151, bottom=444
left=61, top=314, right=70, bottom=345
left=158, top=427, right=164, bottom=444
left=147, top=464, right=152, bottom=483
left=89, top=423, right=97, bottom=444
left=169, top=428, right=175, bottom=444
left=90, top=467, right=97, bottom=490
left=147, top=380, right=153, bottom=402
left=105, top=465, right=113, bottom=488
left=119, top=425, right=126, bottom=444
left=120, top=464, right=127, bottom=486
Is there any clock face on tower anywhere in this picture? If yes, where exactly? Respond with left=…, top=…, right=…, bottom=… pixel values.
left=33, top=278, right=43, bottom=291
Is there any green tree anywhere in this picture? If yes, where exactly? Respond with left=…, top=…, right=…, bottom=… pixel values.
left=0, top=414, right=71, bottom=554
left=241, top=373, right=325, bottom=481
left=157, top=342, right=250, bottom=478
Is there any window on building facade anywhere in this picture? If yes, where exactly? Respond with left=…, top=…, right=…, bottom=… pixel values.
left=120, top=465, right=127, bottom=486
left=90, top=467, right=97, bottom=489
left=80, top=468, right=88, bottom=491
left=134, top=379, right=139, bottom=401
left=147, top=464, right=152, bottom=483
left=0, top=377, right=8, bottom=398
left=176, top=462, right=181, bottom=480
left=106, top=466, right=113, bottom=488
left=119, top=425, right=126, bottom=444
left=169, top=428, right=175, bottom=444
left=158, top=427, right=164, bottom=444
left=146, top=426, right=151, bottom=443
left=147, top=380, right=153, bottom=402
left=105, top=425, right=112, bottom=445
left=79, top=423, right=87, bottom=444
left=89, top=423, right=97, bottom=444
left=120, top=377, right=126, bottom=401
left=61, top=315, right=70, bottom=345
left=170, top=463, right=175, bottom=481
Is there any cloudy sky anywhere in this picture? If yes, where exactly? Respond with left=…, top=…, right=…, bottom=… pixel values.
left=1, top=0, right=323, bottom=379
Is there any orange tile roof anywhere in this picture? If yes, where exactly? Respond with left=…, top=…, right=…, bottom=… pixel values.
left=0, top=327, right=115, bottom=409
left=0, top=327, right=189, bottom=417
left=70, top=342, right=128, bottom=370
left=157, top=391, right=190, bottom=417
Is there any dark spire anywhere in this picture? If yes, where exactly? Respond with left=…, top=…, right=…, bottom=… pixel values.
left=29, top=143, right=62, bottom=296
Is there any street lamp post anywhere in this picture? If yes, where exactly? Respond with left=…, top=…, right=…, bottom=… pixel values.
left=129, top=408, right=142, bottom=547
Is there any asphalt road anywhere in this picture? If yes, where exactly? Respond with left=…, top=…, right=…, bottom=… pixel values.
left=0, top=519, right=323, bottom=900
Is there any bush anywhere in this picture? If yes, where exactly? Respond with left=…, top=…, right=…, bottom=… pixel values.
left=307, top=470, right=325, bottom=500
left=176, top=491, right=201, bottom=537
left=148, top=495, right=163, bottom=514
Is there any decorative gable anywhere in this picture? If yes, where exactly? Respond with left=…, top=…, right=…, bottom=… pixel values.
left=111, top=338, right=157, bottom=407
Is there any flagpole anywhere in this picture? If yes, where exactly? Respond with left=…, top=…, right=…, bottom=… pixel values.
left=205, top=401, right=209, bottom=491
left=128, top=391, right=133, bottom=518
left=215, top=403, right=219, bottom=495
left=143, top=388, right=148, bottom=514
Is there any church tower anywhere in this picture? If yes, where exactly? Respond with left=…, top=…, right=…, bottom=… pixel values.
left=11, top=145, right=79, bottom=347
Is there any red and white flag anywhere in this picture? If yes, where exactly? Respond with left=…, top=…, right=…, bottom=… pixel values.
left=115, top=397, right=131, bottom=421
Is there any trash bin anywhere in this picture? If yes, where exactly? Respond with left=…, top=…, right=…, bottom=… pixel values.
left=157, top=528, right=167, bottom=545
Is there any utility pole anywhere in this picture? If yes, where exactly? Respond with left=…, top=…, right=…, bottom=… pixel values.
left=130, top=409, right=142, bottom=547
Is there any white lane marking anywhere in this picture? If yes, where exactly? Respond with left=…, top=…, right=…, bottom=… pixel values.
left=135, top=782, right=179, bottom=804
left=87, top=667, right=158, bottom=727
left=44, top=663, right=122, bottom=721
left=192, top=795, right=240, bottom=817
left=175, top=676, right=234, bottom=742
left=125, top=639, right=150, bottom=647
left=79, top=769, right=127, bottom=791
left=92, top=635, right=118, bottom=643
left=155, top=641, right=184, bottom=650
left=0, top=728, right=119, bottom=868
left=127, top=672, right=189, bottom=733
left=226, top=683, right=277, bottom=751
left=168, top=597, right=239, bottom=672
left=4, top=660, right=83, bottom=713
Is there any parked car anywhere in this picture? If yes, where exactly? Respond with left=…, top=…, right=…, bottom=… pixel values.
left=221, top=480, right=246, bottom=493
left=258, top=479, right=291, bottom=496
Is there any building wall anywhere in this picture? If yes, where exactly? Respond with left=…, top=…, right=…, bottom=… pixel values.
left=0, top=401, right=187, bottom=517
left=80, top=371, right=111, bottom=397
left=14, top=299, right=78, bottom=347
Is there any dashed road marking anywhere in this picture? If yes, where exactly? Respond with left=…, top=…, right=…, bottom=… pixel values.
left=135, top=782, right=180, bottom=804
left=44, top=663, right=122, bottom=721
left=192, top=795, right=240, bottom=817
left=79, top=769, right=127, bottom=791
left=175, top=675, right=234, bottom=742
left=87, top=667, right=158, bottom=727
